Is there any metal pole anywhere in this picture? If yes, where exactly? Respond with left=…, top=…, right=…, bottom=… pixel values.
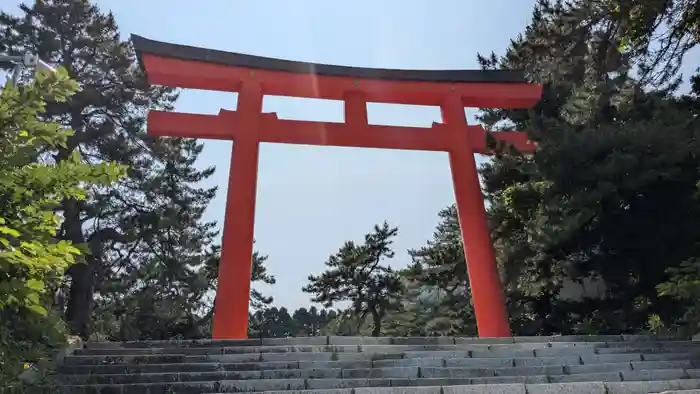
left=1, top=54, right=55, bottom=88
left=0, top=55, right=22, bottom=62
left=1, top=55, right=24, bottom=88
left=10, top=63, right=22, bottom=87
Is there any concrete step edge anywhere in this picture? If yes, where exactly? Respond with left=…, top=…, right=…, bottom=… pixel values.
left=58, top=367, right=700, bottom=385
left=49, top=378, right=700, bottom=394
left=73, top=342, right=700, bottom=357
left=58, top=360, right=698, bottom=378
left=655, top=391, right=700, bottom=394
left=61, top=352, right=700, bottom=367
left=83, top=335, right=691, bottom=349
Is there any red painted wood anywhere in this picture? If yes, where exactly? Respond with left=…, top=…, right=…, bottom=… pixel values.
left=148, top=111, right=537, bottom=154
left=138, top=50, right=543, bottom=339
left=211, top=83, right=263, bottom=339
left=141, top=54, right=542, bottom=108
left=442, top=93, right=511, bottom=337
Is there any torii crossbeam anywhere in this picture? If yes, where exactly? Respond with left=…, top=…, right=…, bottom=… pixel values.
left=133, top=35, right=542, bottom=339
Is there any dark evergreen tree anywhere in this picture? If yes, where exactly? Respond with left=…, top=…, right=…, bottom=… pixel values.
left=303, top=222, right=403, bottom=337
left=246, top=306, right=335, bottom=338
left=397, top=205, right=477, bottom=336
left=0, top=0, right=274, bottom=339
left=611, top=0, right=700, bottom=86
left=0, top=0, right=173, bottom=338
left=248, top=249, right=277, bottom=311
left=248, top=307, right=294, bottom=338
left=321, top=308, right=371, bottom=336
left=475, top=0, right=700, bottom=334
left=292, top=306, right=328, bottom=336
left=90, top=136, right=220, bottom=340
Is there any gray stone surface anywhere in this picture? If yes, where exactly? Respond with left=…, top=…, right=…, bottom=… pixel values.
left=580, top=353, right=642, bottom=363
left=445, top=357, right=515, bottom=368
left=631, top=360, right=694, bottom=370
left=677, top=379, right=700, bottom=389
left=551, top=372, right=622, bottom=383
left=305, top=378, right=382, bottom=389
left=498, top=365, right=565, bottom=376
left=567, top=362, right=632, bottom=374
left=420, top=367, right=496, bottom=378
left=443, top=383, right=527, bottom=394
left=655, top=391, right=700, bottom=394
left=533, top=347, right=597, bottom=357
left=651, top=353, right=700, bottom=361
left=354, top=387, right=442, bottom=394
left=261, top=336, right=329, bottom=346
left=219, top=378, right=306, bottom=392
left=471, top=376, right=549, bottom=384
left=342, top=367, right=418, bottom=379
left=55, top=335, right=700, bottom=393
left=513, top=336, right=556, bottom=343
left=623, top=369, right=689, bottom=381
left=328, top=336, right=394, bottom=345
left=300, top=360, right=372, bottom=369
left=252, top=391, right=353, bottom=394
left=392, top=337, right=456, bottom=345
left=515, top=355, right=582, bottom=366
left=261, top=367, right=342, bottom=379
left=454, top=337, right=515, bottom=345
left=374, top=359, right=444, bottom=369
left=605, top=380, right=682, bottom=394
left=527, top=382, right=607, bottom=394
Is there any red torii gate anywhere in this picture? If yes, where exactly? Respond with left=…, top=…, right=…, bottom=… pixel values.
left=133, top=35, right=542, bottom=339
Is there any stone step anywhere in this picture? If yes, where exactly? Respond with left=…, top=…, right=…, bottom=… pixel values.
left=57, top=359, right=698, bottom=377
left=59, top=361, right=700, bottom=385
left=72, top=341, right=700, bottom=357
left=61, top=350, right=700, bottom=367
left=50, top=377, right=700, bottom=393
left=73, top=342, right=597, bottom=356
left=600, top=346, right=700, bottom=354
left=82, top=334, right=686, bottom=350
left=72, top=343, right=590, bottom=356
left=53, top=336, right=700, bottom=393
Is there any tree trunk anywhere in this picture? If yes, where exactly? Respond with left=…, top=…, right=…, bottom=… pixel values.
left=65, top=262, right=93, bottom=338
left=354, top=311, right=365, bottom=335
left=61, top=107, right=94, bottom=338
left=371, top=309, right=382, bottom=337
left=62, top=198, right=92, bottom=339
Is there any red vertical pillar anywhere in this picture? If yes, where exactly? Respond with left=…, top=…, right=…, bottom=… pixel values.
left=212, top=82, right=263, bottom=339
left=441, top=93, right=511, bottom=338
left=344, top=90, right=368, bottom=126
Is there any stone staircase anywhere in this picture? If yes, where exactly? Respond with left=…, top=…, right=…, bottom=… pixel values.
left=55, top=335, right=700, bottom=393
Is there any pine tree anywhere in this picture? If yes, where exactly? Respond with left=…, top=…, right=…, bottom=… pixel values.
left=291, top=306, right=327, bottom=336
left=248, top=307, right=294, bottom=338
left=399, top=205, right=477, bottom=336
left=0, top=0, right=274, bottom=339
left=249, top=249, right=276, bottom=311
left=475, top=0, right=700, bottom=334
left=612, top=0, right=700, bottom=86
left=320, top=308, right=374, bottom=336
left=89, top=135, right=220, bottom=340
left=303, top=222, right=403, bottom=337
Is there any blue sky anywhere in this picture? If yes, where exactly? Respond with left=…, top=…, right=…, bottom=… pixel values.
left=95, top=0, right=538, bottom=310
left=4, top=0, right=541, bottom=309
left=4, top=1, right=699, bottom=312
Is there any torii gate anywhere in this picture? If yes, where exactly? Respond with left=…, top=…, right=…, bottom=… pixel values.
left=132, top=35, right=542, bottom=339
